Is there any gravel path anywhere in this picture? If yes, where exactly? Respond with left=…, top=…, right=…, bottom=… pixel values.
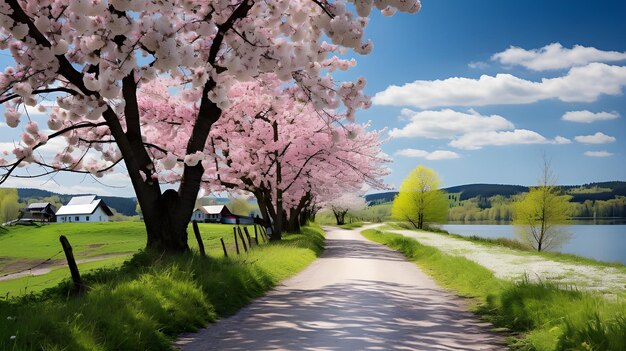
left=390, top=228, right=626, bottom=295
left=175, top=225, right=505, bottom=351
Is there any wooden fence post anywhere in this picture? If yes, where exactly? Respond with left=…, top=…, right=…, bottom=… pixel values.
left=244, top=227, right=253, bottom=248
left=253, top=225, right=259, bottom=245
left=192, top=220, right=206, bottom=257
left=59, top=235, right=85, bottom=295
left=220, top=238, right=228, bottom=258
left=233, top=228, right=240, bottom=255
left=237, top=227, right=248, bottom=252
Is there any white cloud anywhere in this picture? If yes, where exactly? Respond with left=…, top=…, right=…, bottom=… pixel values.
left=0, top=122, right=6, bottom=128
left=372, top=63, right=626, bottom=108
left=584, top=150, right=613, bottom=158
left=574, top=132, right=616, bottom=144
left=395, top=149, right=460, bottom=160
left=468, top=61, right=488, bottom=69
left=389, top=109, right=514, bottom=139
left=491, top=43, right=626, bottom=71
left=553, top=136, right=572, bottom=145
left=562, top=110, right=620, bottom=123
left=449, top=129, right=568, bottom=150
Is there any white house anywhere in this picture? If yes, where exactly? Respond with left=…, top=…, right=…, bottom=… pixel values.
left=191, top=205, right=232, bottom=223
left=56, top=195, right=114, bottom=223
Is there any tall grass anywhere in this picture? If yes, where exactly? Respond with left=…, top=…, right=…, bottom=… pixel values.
left=361, top=229, right=626, bottom=351
left=0, top=225, right=325, bottom=350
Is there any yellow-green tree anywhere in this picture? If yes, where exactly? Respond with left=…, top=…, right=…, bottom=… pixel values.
left=513, top=159, right=571, bottom=251
left=0, top=188, right=20, bottom=224
left=392, top=165, right=448, bottom=229
left=227, top=196, right=253, bottom=216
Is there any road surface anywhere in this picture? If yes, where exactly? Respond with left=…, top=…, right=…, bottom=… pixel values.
left=175, top=225, right=505, bottom=351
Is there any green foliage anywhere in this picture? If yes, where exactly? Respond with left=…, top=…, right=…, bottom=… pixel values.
left=448, top=195, right=517, bottom=222
left=0, top=188, right=20, bottom=223
left=361, top=229, right=626, bottom=351
left=391, top=165, right=448, bottom=229
left=0, top=225, right=325, bottom=350
left=227, top=196, right=254, bottom=216
left=513, top=187, right=572, bottom=251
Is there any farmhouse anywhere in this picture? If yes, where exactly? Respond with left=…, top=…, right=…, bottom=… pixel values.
left=19, top=202, right=56, bottom=222
left=191, top=205, right=232, bottom=223
left=56, top=195, right=114, bottom=223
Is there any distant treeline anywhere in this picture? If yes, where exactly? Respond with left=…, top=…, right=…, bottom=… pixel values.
left=366, top=181, right=626, bottom=204
left=449, top=195, right=626, bottom=222
left=365, top=181, right=626, bottom=222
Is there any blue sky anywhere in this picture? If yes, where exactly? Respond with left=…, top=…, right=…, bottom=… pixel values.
left=344, top=0, right=626, bottom=190
left=1, top=0, right=625, bottom=196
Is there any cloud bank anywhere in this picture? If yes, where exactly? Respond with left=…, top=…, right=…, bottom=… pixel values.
left=395, top=149, right=460, bottom=160
left=574, top=132, right=616, bottom=144
left=373, top=63, right=626, bottom=108
left=562, top=110, right=619, bottom=123
left=584, top=151, right=613, bottom=158
left=491, top=43, right=626, bottom=71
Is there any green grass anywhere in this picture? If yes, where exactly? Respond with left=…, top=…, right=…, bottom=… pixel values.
left=338, top=222, right=364, bottom=229
left=0, top=224, right=325, bottom=350
left=361, top=229, right=626, bottom=351
left=0, top=222, right=269, bottom=295
left=0, top=256, right=129, bottom=298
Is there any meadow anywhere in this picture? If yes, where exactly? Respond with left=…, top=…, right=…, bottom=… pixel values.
left=0, top=222, right=324, bottom=350
left=0, top=222, right=267, bottom=297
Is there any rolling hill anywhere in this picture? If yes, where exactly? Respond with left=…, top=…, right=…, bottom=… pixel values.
left=365, top=181, right=626, bottom=204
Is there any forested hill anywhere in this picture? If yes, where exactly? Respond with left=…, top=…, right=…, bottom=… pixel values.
left=444, top=184, right=528, bottom=200
left=365, top=181, right=626, bottom=204
left=16, top=188, right=137, bottom=216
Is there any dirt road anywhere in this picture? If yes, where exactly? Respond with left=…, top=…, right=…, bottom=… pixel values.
left=175, top=225, right=504, bottom=351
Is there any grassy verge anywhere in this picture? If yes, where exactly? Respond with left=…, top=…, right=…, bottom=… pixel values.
left=362, top=228, right=626, bottom=351
left=338, top=222, right=364, bottom=230
left=0, top=225, right=325, bottom=351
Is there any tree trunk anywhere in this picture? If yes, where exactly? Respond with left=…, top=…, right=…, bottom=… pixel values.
left=333, top=209, right=348, bottom=225
left=418, top=212, right=424, bottom=229
left=286, top=208, right=301, bottom=233
left=141, top=189, right=191, bottom=253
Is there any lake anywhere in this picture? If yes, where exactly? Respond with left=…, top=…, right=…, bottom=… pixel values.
left=440, top=223, right=626, bottom=265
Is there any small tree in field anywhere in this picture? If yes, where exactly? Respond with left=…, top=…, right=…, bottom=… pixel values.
left=392, top=165, right=448, bottom=229
left=514, top=159, right=571, bottom=252
left=326, top=193, right=367, bottom=225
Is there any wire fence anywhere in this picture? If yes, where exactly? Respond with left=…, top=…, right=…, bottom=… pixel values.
left=0, top=250, right=63, bottom=279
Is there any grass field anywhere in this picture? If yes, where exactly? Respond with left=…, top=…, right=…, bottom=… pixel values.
left=362, top=228, right=626, bottom=351
left=0, top=224, right=325, bottom=350
left=0, top=222, right=272, bottom=297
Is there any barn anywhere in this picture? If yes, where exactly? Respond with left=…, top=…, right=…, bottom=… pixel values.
left=191, top=205, right=232, bottom=223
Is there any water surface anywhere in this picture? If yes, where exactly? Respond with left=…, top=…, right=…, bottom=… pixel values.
left=439, top=224, right=626, bottom=265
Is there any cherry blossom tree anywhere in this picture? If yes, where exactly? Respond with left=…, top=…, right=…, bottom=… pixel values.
left=208, top=74, right=389, bottom=238
left=0, top=0, right=419, bottom=252
left=324, top=192, right=367, bottom=225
